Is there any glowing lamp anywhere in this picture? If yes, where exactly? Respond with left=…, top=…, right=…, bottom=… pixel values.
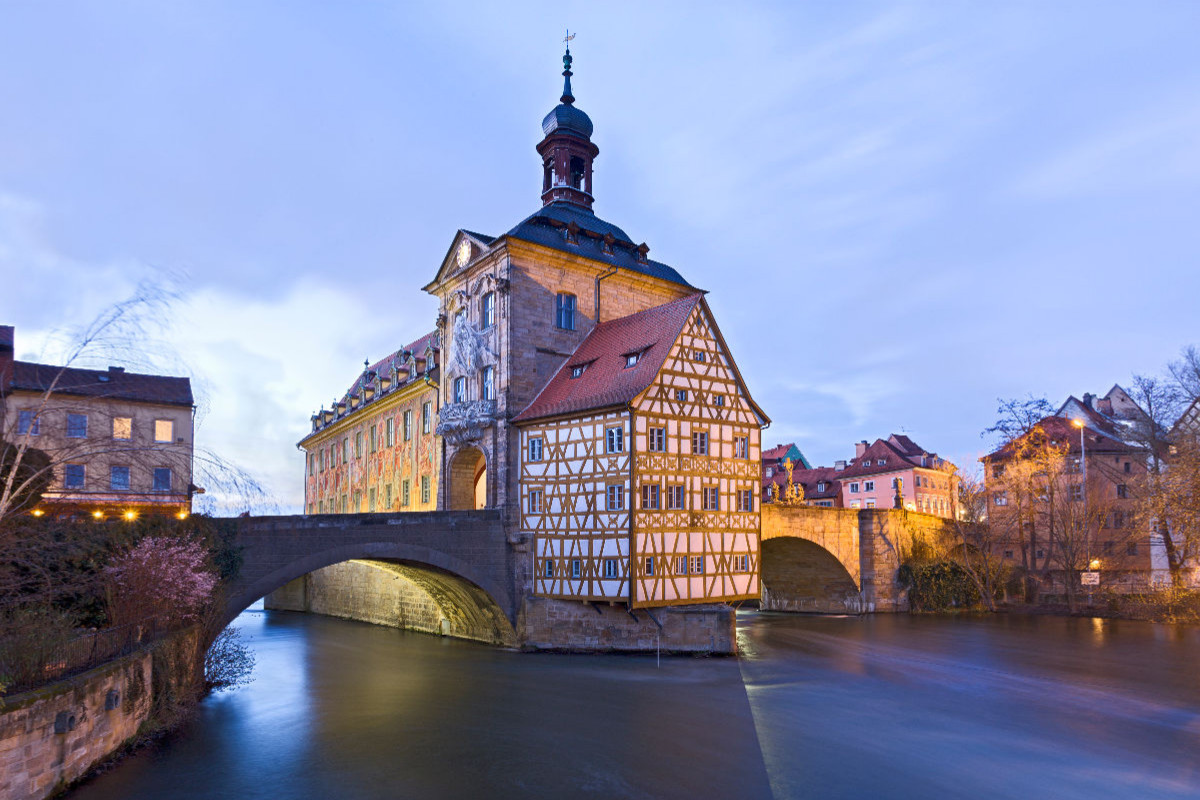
left=123, top=510, right=137, bottom=521
left=1072, top=418, right=1085, bottom=429
left=31, top=509, right=44, bottom=517
left=177, top=511, right=189, bottom=520
left=1089, top=559, right=1101, bottom=570
left=92, top=510, right=104, bottom=519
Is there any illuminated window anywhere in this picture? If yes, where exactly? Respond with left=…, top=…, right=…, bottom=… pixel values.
left=154, top=419, right=173, bottom=443
left=67, top=413, right=88, bottom=439
left=606, top=426, right=624, bottom=453
left=153, top=468, right=171, bottom=492
left=603, top=559, right=619, bottom=578
left=113, top=417, right=132, bottom=440
left=865, top=498, right=876, bottom=509
left=17, top=410, right=39, bottom=436
left=110, top=466, right=131, bottom=491
left=528, top=437, right=544, bottom=462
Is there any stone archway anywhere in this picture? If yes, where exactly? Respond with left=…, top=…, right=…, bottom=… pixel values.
left=448, top=446, right=487, bottom=510
left=760, top=538, right=865, bottom=614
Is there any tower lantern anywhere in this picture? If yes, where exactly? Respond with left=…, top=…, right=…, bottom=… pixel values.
left=537, top=39, right=599, bottom=210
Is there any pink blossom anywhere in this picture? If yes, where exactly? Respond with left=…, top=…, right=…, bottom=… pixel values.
left=104, top=537, right=218, bottom=625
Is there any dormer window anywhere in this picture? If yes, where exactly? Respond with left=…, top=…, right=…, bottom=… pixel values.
left=817, top=482, right=826, bottom=492
left=624, top=353, right=640, bottom=368
left=877, top=459, right=886, bottom=466
left=570, top=365, right=586, bottom=379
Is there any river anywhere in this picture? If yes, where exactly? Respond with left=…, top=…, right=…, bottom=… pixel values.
left=69, top=610, right=1200, bottom=799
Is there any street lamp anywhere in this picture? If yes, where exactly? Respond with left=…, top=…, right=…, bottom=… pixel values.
left=1072, top=418, right=1091, bottom=605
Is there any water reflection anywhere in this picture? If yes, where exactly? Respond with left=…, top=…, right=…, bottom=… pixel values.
left=69, top=610, right=1200, bottom=800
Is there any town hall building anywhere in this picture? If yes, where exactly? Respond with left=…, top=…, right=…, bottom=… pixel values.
left=297, top=45, right=768, bottom=627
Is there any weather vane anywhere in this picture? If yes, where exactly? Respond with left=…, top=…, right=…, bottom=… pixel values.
left=564, top=29, right=575, bottom=45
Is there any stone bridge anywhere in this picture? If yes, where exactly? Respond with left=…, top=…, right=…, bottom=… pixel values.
left=760, top=505, right=951, bottom=614
left=224, top=510, right=518, bottom=644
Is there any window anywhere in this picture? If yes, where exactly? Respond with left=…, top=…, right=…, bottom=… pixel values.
left=606, top=485, right=625, bottom=511
left=606, top=426, right=624, bottom=453
left=354, top=490, right=362, bottom=512
left=735, top=436, right=748, bottom=459
left=603, top=559, right=619, bottom=578
left=1116, top=484, right=1128, bottom=499
left=555, top=293, right=577, bottom=330
left=570, top=365, right=586, bottom=379
left=422, top=402, right=432, bottom=434
left=17, top=410, right=39, bottom=436
left=692, top=350, right=706, bottom=363
left=1069, top=485, right=1083, bottom=501
left=877, top=459, right=886, bottom=466
left=369, top=426, right=377, bottom=453
left=994, top=491, right=1008, bottom=506
left=110, top=466, right=131, bottom=491
left=387, top=417, right=395, bottom=446
left=850, top=500, right=861, bottom=508
left=645, top=557, right=655, bottom=576
left=421, top=475, right=431, bottom=504
left=624, top=353, right=639, bottom=368
left=354, top=432, right=362, bottom=457
left=737, top=489, right=753, bottom=512
left=648, top=427, right=665, bottom=452
left=342, top=494, right=348, bottom=513
left=153, top=468, right=171, bottom=492
left=675, top=556, right=688, bottom=575
left=385, top=484, right=393, bottom=509
left=993, top=465, right=1005, bottom=478
left=368, top=488, right=376, bottom=512
left=112, top=417, right=132, bottom=440
left=67, top=413, right=87, bottom=438
left=865, top=499, right=876, bottom=508
left=849, top=482, right=860, bottom=493
left=692, top=430, right=709, bottom=455
left=714, top=394, right=725, bottom=407
left=543, top=560, right=554, bottom=578
left=481, top=365, right=495, bottom=401
left=702, top=487, right=719, bottom=510
left=454, top=376, right=467, bottom=403
left=1127, top=542, right=1139, bottom=556
left=481, top=291, right=496, bottom=328
left=675, top=389, right=688, bottom=403
left=666, top=485, right=685, bottom=510
left=1067, top=457, right=1082, bottom=474
left=571, top=559, right=581, bottom=578
left=343, top=438, right=349, bottom=461
left=864, top=481, right=875, bottom=492
left=402, top=479, right=411, bottom=507
left=154, top=419, right=173, bottom=443
left=63, top=464, right=84, bottom=490
left=528, top=489, right=543, bottom=513
left=402, top=411, right=412, bottom=442
left=690, top=556, right=705, bottom=574
left=642, top=484, right=661, bottom=510
left=1124, top=461, right=1131, bottom=474
left=528, top=437, right=544, bottom=462
left=1003, top=550, right=1014, bottom=559
left=733, top=555, right=749, bottom=572
left=319, top=450, right=325, bottom=472
left=1103, top=541, right=1114, bottom=555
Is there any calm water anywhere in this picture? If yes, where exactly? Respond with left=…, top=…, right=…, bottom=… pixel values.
left=69, top=610, right=1200, bottom=799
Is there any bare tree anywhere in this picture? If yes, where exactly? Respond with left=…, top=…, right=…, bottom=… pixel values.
left=946, top=467, right=1006, bottom=611
left=983, top=395, right=1055, bottom=449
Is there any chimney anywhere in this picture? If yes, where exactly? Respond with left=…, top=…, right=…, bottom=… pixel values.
left=0, top=325, right=14, bottom=386
left=835, top=460, right=846, bottom=471
left=855, top=440, right=868, bottom=458
left=1083, top=393, right=1095, bottom=409
left=108, top=366, right=125, bottom=374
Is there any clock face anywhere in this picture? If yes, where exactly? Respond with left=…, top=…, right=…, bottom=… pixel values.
left=456, top=240, right=471, bottom=268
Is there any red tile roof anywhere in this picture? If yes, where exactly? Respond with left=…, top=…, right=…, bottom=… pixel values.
left=764, top=465, right=841, bottom=500
left=984, top=414, right=1135, bottom=462
left=8, top=362, right=193, bottom=407
left=834, top=438, right=920, bottom=479
left=513, top=294, right=703, bottom=423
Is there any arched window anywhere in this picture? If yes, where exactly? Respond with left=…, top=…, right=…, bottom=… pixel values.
left=481, top=292, right=496, bottom=329
left=569, top=156, right=585, bottom=190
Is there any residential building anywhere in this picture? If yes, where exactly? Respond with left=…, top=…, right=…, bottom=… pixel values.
left=0, top=325, right=195, bottom=519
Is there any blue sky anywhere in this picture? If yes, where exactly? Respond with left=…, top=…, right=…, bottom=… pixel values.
left=3, top=2, right=1199, bottom=510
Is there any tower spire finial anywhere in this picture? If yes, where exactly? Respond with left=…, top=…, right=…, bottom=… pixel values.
left=561, top=30, right=576, bottom=105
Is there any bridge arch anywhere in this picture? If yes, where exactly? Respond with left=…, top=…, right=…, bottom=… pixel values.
left=448, top=446, right=488, bottom=510
left=760, top=537, right=865, bottom=614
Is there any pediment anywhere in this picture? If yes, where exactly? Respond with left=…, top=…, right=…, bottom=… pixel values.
left=424, top=229, right=497, bottom=293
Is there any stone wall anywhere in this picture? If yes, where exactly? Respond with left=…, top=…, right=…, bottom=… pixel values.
left=0, top=649, right=153, bottom=800
left=519, top=597, right=736, bottom=654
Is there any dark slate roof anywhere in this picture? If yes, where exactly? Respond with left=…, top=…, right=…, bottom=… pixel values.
left=8, top=362, right=193, bottom=407
left=513, top=294, right=702, bottom=423
left=542, top=103, right=594, bottom=138
left=505, top=202, right=694, bottom=288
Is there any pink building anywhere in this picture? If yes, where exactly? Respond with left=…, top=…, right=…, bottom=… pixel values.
left=833, top=435, right=956, bottom=516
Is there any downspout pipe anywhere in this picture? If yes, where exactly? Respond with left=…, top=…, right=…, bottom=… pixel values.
left=594, top=265, right=618, bottom=323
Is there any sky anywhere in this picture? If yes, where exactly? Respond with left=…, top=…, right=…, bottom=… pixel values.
left=2, top=1, right=1199, bottom=511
